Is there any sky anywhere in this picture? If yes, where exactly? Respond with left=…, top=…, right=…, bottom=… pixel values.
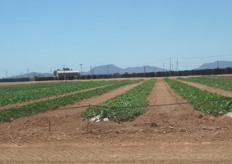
left=1, top=0, right=232, bottom=77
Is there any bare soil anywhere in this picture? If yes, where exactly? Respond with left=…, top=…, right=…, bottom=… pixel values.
left=1, top=79, right=232, bottom=163
left=201, top=74, right=232, bottom=79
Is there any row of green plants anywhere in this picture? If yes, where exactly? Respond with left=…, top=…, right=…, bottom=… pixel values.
left=0, top=80, right=123, bottom=107
left=165, top=78, right=232, bottom=116
left=0, top=80, right=141, bottom=123
left=178, top=77, right=232, bottom=91
left=82, top=79, right=156, bottom=121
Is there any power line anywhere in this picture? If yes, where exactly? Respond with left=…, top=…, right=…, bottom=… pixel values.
left=57, top=96, right=232, bottom=111
left=183, top=54, right=231, bottom=60
left=136, top=53, right=232, bottom=68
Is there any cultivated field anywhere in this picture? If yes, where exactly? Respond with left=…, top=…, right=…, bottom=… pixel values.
left=1, top=77, right=232, bottom=163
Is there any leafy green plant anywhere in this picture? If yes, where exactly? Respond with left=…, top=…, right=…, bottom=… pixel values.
left=82, top=79, right=156, bottom=121
left=0, top=80, right=126, bottom=107
left=166, top=78, right=232, bottom=116
left=0, top=80, right=141, bottom=123
left=178, top=77, right=232, bottom=91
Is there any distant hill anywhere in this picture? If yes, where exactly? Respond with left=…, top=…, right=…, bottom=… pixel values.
left=85, top=64, right=165, bottom=75
left=124, top=65, right=164, bottom=74
left=7, top=61, right=232, bottom=79
left=197, top=61, right=232, bottom=70
left=9, top=64, right=165, bottom=78
left=84, top=64, right=123, bottom=75
left=11, top=72, right=53, bottom=79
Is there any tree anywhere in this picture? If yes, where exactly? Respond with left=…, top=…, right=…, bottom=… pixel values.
left=53, top=70, right=57, bottom=76
left=63, top=67, right=71, bottom=71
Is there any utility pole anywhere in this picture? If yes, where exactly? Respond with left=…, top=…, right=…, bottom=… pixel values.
left=107, top=65, right=109, bottom=75
left=163, top=62, right=165, bottom=72
left=169, top=58, right=172, bottom=71
left=5, top=70, right=8, bottom=79
left=176, top=59, right=179, bottom=71
left=80, top=64, right=82, bottom=75
left=90, top=65, right=92, bottom=75
left=63, top=65, right=66, bottom=80
left=144, top=66, right=146, bottom=77
left=26, top=69, right=30, bottom=79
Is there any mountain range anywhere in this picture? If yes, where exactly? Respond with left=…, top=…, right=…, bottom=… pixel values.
left=8, top=61, right=232, bottom=78
left=84, top=64, right=165, bottom=75
left=196, top=61, right=232, bottom=70
left=10, top=72, right=53, bottom=79
left=86, top=61, right=232, bottom=75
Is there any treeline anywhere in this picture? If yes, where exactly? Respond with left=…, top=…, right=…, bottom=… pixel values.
left=1, top=67, right=232, bottom=82
left=0, top=78, right=31, bottom=82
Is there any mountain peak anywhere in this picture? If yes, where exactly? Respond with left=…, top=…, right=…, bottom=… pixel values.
left=86, top=64, right=164, bottom=75
left=197, top=61, right=232, bottom=70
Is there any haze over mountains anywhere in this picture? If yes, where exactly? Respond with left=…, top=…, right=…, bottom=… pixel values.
left=85, top=64, right=165, bottom=75
left=11, top=72, right=53, bottom=79
left=197, top=61, right=232, bottom=70
left=7, top=61, right=232, bottom=78
left=86, top=61, right=232, bottom=75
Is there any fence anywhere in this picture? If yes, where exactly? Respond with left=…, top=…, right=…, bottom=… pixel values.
left=1, top=67, right=232, bottom=82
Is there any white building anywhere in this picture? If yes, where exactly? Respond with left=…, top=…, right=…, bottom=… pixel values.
left=55, top=70, right=80, bottom=79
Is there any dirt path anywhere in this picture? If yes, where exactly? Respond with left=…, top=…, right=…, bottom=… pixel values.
left=1, top=79, right=232, bottom=163
left=1, top=142, right=232, bottom=164
left=177, top=79, right=232, bottom=98
left=0, top=81, right=144, bottom=144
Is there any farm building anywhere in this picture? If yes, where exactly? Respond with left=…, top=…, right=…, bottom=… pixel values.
left=55, top=70, right=80, bottom=79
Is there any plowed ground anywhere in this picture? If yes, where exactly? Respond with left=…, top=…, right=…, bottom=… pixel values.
left=1, top=79, right=232, bottom=163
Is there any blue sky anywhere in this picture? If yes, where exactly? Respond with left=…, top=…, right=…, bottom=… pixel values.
left=1, top=0, right=232, bottom=77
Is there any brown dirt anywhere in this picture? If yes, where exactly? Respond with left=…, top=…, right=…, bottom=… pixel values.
left=177, top=79, right=232, bottom=98
left=201, top=74, right=232, bottom=79
left=1, top=79, right=232, bottom=163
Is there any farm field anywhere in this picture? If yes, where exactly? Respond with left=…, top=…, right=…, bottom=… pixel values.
left=0, top=78, right=232, bottom=163
left=0, top=80, right=141, bottom=123
left=177, top=77, right=232, bottom=98
left=0, top=80, right=124, bottom=107
left=166, top=78, right=232, bottom=115
left=82, top=79, right=156, bottom=121
left=179, top=77, right=232, bottom=91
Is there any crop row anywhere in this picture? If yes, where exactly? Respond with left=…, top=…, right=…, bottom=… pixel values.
left=178, top=77, right=232, bottom=91
left=82, top=79, right=156, bottom=121
left=165, top=78, right=232, bottom=116
left=0, top=80, right=141, bottom=123
left=0, top=80, right=123, bottom=107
